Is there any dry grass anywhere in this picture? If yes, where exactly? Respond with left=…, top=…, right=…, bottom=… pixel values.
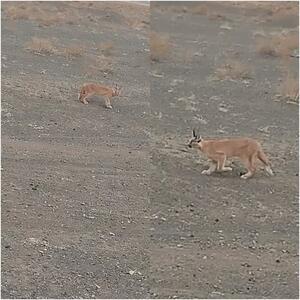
left=5, top=4, right=62, bottom=26
left=25, top=37, right=57, bottom=55
left=228, top=1, right=298, bottom=20
left=279, top=70, right=299, bottom=102
left=5, top=5, right=32, bottom=20
left=63, top=46, right=85, bottom=59
left=150, top=32, right=171, bottom=62
left=215, top=60, right=251, bottom=80
left=126, top=18, right=149, bottom=31
left=97, top=42, right=114, bottom=56
left=83, top=55, right=113, bottom=77
left=256, top=37, right=278, bottom=56
left=193, top=5, right=208, bottom=15
left=4, top=3, right=78, bottom=27
left=25, top=38, right=86, bottom=59
left=263, top=2, right=299, bottom=22
left=208, top=13, right=228, bottom=21
left=256, top=32, right=299, bottom=57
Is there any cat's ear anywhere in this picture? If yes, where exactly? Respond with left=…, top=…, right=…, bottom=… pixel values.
left=192, top=129, right=196, bottom=138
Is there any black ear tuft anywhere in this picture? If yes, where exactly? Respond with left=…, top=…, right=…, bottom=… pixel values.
left=192, top=129, right=196, bottom=138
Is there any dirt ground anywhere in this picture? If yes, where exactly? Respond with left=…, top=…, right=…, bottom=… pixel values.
left=1, top=1, right=299, bottom=299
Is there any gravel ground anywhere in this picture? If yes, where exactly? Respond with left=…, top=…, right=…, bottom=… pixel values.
left=1, top=1, right=299, bottom=299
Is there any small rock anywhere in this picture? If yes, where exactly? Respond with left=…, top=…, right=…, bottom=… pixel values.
left=193, top=116, right=207, bottom=125
left=220, top=23, right=232, bottom=30
left=241, top=262, right=251, bottom=267
left=28, top=237, right=40, bottom=244
left=188, top=93, right=196, bottom=100
left=170, top=79, right=184, bottom=86
left=128, top=270, right=136, bottom=275
left=83, top=214, right=95, bottom=219
left=194, top=52, right=204, bottom=57
left=218, top=107, right=228, bottom=113
left=149, top=72, right=164, bottom=78
left=290, top=49, right=299, bottom=58
left=209, top=95, right=221, bottom=101
left=31, top=184, right=39, bottom=191
left=258, top=126, right=270, bottom=134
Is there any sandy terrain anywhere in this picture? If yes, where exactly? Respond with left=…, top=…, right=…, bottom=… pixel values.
left=1, top=1, right=299, bottom=299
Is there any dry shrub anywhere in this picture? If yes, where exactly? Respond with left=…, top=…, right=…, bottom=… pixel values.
left=97, top=42, right=114, bottom=56
left=208, top=13, right=228, bottom=21
left=83, top=55, right=113, bottom=77
left=5, top=5, right=32, bottom=20
left=193, top=5, right=208, bottom=15
left=126, top=18, right=149, bottom=31
left=150, top=32, right=170, bottom=62
left=256, top=32, right=299, bottom=57
left=95, top=55, right=113, bottom=73
left=25, top=37, right=57, bottom=55
left=279, top=71, right=299, bottom=101
left=5, top=4, right=61, bottom=26
left=4, top=3, right=77, bottom=26
left=263, top=2, right=299, bottom=22
left=152, top=4, right=186, bottom=14
left=256, top=38, right=278, bottom=56
left=153, top=3, right=208, bottom=16
left=25, top=37, right=86, bottom=59
left=231, top=2, right=298, bottom=20
left=215, top=60, right=251, bottom=80
left=63, top=46, right=85, bottom=59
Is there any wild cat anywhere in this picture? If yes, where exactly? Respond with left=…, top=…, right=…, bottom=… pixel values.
left=188, top=130, right=274, bottom=179
left=78, top=83, right=121, bottom=109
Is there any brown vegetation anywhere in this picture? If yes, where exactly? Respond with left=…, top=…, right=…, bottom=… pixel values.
left=215, top=60, right=251, bottom=80
left=4, top=4, right=68, bottom=26
left=150, top=32, right=171, bottom=62
left=256, top=31, right=298, bottom=57
left=25, top=37, right=57, bottom=55
left=193, top=4, right=208, bottom=15
left=83, top=55, right=113, bottom=78
left=25, top=38, right=86, bottom=60
left=279, top=69, right=299, bottom=102
left=63, top=45, right=85, bottom=59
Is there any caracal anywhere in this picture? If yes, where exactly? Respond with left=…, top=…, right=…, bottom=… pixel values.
left=78, top=83, right=121, bottom=109
left=188, top=130, right=274, bottom=179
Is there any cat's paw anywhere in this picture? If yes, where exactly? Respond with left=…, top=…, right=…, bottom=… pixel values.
left=202, top=169, right=212, bottom=175
left=222, top=166, right=232, bottom=171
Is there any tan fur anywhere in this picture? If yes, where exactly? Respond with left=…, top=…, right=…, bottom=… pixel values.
left=188, top=135, right=274, bottom=179
left=78, top=83, right=121, bottom=109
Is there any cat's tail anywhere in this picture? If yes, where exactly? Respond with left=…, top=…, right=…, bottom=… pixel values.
left=257, top=149, right=274, bottom=176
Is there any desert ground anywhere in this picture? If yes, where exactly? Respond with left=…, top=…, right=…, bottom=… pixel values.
left=1, top=1, right=299, bottom=299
